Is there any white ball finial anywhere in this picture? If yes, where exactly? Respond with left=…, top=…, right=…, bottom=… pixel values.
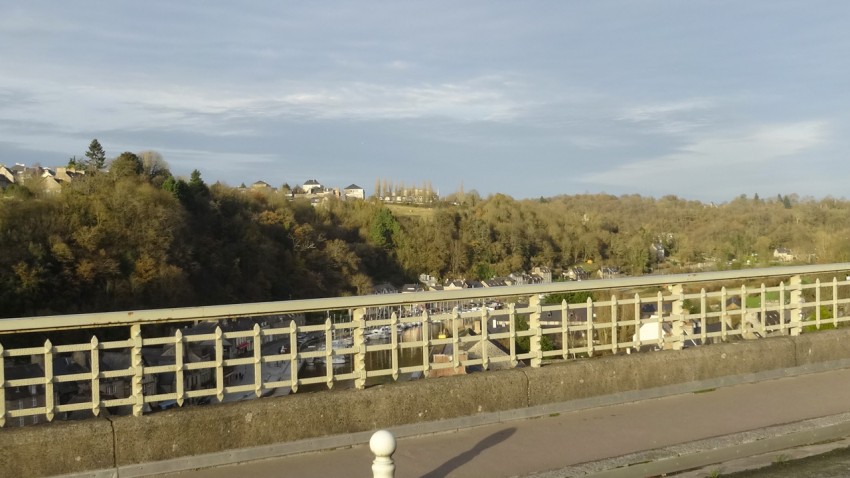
left=370, top=429, right=396, bottom=457
left=370, top=430, right=396, bottom=478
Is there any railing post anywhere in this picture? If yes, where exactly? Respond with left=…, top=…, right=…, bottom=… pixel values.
left=700, top=289, right=707, bottom=344
left=610, top=294, right=618, bottom=354
left=789, top=275, right=803, bottom=335
left=633, top=293, right=641, bottom=352
left=760, top=283, right=768, bottom=336
left=175, top=329, right=185, bottom=406
left=655, top=292, right=663, bottom=350
left=370, top=430, right=396, bottom=478
left=669, top=284, right=685, bottom=350
left=481, top=308, right=490, bottom=370
left=215, top=326, right=224, bottom=402
left=253, top=324, right=263, bottom=397
left=561, top=300, right=570, bottom=359
left=0, top=343, right=5, bottom=427
left=289, top=320, right=299, bottom=393
left=130, top=325, right=144, bottom=417
left=451, top=309, right=461, bottom=370
left=779, top=282, right=787, bottom=335
left=586, top=297, right=594, bottom=357
left=421, top=311, right=432, bottom=378
left=815, top=278, right=822, bottom=329
left=325, top=317, right=334, bottom=389
left=391, top=313, right=400, bottom=381
left=720, top=287, right=728, bottom=340
left=528, top=294, right=542, bottom=368
left=833, top=277, right=840, bottom=327
left=353, top=307, right=367, bottom=390
left=43, top=339, right=55, bottom=422
left=90, top=336, right=100, bottom=417
left=508, top=303, right=518, bottom=366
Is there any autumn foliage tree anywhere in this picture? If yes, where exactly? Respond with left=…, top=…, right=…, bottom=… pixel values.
left=3, top=144, right=850, bottom=319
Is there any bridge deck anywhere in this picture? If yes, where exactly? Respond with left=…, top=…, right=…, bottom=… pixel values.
left=159, top=367, right=850, bottom=478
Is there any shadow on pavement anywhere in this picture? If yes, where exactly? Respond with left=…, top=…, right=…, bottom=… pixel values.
left=420, top=427, right=517, bottom=478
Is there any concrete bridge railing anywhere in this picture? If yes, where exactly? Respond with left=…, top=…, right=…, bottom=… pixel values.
left=5, top=327, right=850, bottom=477
left=3, top=263, right=850, bottom=476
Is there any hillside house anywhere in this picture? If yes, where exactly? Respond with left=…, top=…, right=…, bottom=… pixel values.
left=774, top=247, right=795, bottom=262
left=372, top=283, right=398, bottom=295
left=533, top=266, right=553, bottom=283
left=0, top=165, right=15, bottom=187
left=508, top=272, right=530, bottom=285
left=443, top=280, right=468, bottom=291
left=482, top=278, right=509, bottom=287
left=251, top=180, right=274, bottom=191
left=564, top=266, right=589, bottom=281
left=344, top=184, right=365, bottom=200
left=302, top=179, right=322, bottom=194
left=54, top=167, right=84, bottom=183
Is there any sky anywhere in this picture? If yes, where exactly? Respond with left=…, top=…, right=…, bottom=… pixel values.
left=1, top=1, right=848, bottom=202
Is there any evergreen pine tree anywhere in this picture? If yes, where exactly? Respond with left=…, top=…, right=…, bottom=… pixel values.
left=85, top=139, right=106, bottom=170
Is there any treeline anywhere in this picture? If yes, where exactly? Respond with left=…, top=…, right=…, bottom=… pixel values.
left=400, top=191, right=850, bottom=280
left=1, top=154, right=409, bottom=318
left=3, top=150, right=850, bottom=319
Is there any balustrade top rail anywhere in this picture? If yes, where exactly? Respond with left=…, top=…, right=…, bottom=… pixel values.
left=3, top=262, right=850, bottom=429
left=3, top=263, right=850, bottom=334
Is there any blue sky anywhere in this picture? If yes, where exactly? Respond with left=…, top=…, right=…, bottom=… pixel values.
left=1, top=1, right=848, bottom=202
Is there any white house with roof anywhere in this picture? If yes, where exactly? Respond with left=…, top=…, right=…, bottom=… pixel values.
left=0, top=165, right=14, bottom=188
left=302, top=179, right=322, bottom=194
left=344, top=184, right=365, bottom=200
left=532, top=266, right=552, bottom=283
left=773, top=247, right=795, bottom=262
left=251, top=180, right=274, bottom=191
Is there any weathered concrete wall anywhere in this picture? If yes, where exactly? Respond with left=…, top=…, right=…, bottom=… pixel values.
left=3, top=329, right=850, bottom=477
left=0, top=418, right=114, bottom=477
left=525, top=337, right=797, bottom=406
left=795, top=328, right=850, bottom=365
left=111, top=370, right=528, bottom=466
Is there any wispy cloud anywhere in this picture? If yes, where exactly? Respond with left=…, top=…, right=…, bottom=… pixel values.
left=0, top=8, right=76, bottom=34
left=617, top=98, right=716, bottom=134
left=157, top=147, right=279, bottom=168
left=619, top=98, right=714, bottom=122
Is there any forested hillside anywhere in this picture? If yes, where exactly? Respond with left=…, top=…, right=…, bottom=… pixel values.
left=3, top=153, right=850, bottom=319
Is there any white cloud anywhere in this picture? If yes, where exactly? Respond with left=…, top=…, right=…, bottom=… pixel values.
left=0, top=73, right=527, bottom=141
left=386, top=60, right=414, bottom=71
left=580, top=120, right=829, bottom=195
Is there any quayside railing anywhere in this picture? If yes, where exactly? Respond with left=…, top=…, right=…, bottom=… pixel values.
left=2, top=263, right=850, bottom=428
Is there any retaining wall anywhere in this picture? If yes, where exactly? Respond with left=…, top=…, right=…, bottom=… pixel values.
left=4, top=329, right=850, bottom=477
